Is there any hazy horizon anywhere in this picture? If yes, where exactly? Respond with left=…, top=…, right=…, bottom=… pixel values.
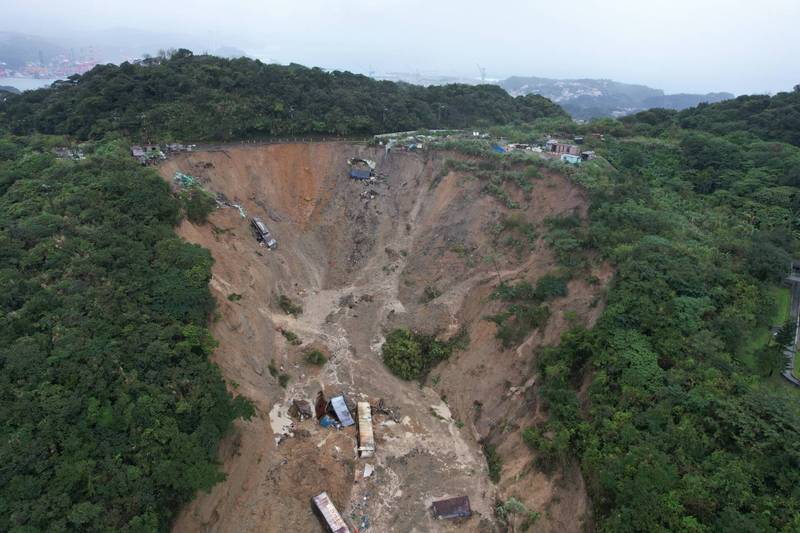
left=3, top=0, right=798, bottom=95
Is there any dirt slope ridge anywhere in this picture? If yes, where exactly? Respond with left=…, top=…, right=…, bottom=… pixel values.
left=159, top=143, right=608, bottom=532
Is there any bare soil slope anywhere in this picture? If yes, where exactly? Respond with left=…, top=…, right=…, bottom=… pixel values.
left=159, top=143, right=609, bottom=532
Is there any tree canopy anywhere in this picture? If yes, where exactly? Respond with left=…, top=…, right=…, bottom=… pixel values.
left=522, top=118, right=800, bottom=531
left=0, top=137, right=252, bottom=531
left=0, top=51, right=566, bottom=142
left=621, top=86, right=800, bottom=146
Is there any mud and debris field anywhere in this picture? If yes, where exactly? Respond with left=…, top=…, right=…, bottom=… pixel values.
left=159, top=143, right=609, bottom=532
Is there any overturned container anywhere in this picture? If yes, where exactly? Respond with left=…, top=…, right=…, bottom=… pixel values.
left=432, top=496, right=472, bottom=520
left=329, top=395, right=355, bottom=427
left=312, top=491, right=350, bottom=533
left=356, top=402, right=375, bottom=458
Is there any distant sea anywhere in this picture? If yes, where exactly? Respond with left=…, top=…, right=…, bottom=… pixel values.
left=0, top=78, right=61, bottom=91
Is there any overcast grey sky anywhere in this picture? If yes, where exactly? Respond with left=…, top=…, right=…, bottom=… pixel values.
left=4, top=0, right=799, bottom=94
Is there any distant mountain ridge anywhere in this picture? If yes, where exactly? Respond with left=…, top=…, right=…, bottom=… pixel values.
left=0, top=31, right=66, bottom=70
left=500, top=75, right=733, bottom=119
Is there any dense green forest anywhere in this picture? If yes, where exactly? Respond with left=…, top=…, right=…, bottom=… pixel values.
left=622, top=86, right=800, bottom=146
left=0, top=50, right=565, bottom=141
left=0, top=136, right=252, bottom=531
left=516, top=109, right=800, bottom=530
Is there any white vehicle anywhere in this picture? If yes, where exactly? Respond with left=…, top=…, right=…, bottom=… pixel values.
left=250, top=217, right=277, bottom=249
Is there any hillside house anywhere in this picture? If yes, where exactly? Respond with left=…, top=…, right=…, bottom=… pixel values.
left=546, top=139, right=580, bottom=155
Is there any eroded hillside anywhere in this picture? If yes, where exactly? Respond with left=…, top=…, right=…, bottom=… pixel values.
left=159, top=143, right=610, bottom=532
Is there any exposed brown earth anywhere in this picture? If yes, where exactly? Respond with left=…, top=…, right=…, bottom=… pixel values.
left=158, top=143, right=610, bottom=532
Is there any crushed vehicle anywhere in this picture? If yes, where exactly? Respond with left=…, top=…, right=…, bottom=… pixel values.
left=250, top=217, right=277, bottom=249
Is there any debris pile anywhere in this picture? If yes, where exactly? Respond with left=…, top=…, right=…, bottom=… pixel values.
left=214, top=192, right=247, bottom=218
left=172, top=171, right=199, bottom=188
left=131, top=144, right=166, bottom=165
left=348, top=158, right=375, bottom=180
left=360, top=189, right=379, bottom=201
left=131, top=143, right=195, bottom=165
left=52, top=147, right=85, bottom=160
left=289, top=399, right=313, bottom=421
left=374, top=398, right=400, bottom=423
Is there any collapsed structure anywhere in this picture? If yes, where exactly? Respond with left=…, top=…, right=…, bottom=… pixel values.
left=131, top=145, right=165, bottom=165
left=131, top=143, right=195, bottom=165
left=431, top=496, right=472, bottom=520
left=289, top=399, right=313, bottom=420
left=348, top=158, right=376, bottom=180
left=315, top=391, right=355, bottom=427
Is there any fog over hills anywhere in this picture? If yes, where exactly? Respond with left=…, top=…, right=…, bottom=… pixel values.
left=500, top=76, right=734, bottom=119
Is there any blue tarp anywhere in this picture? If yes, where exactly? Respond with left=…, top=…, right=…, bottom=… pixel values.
left=491, top=143, right=506, bottom=153
left=350, top=168, right=371, bottom=180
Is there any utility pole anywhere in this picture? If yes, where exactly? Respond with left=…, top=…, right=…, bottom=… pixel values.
left=476, top=64, right=486, bottom=83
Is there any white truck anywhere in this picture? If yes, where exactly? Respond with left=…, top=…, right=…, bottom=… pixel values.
left=250, top=217, right=277, bottom=249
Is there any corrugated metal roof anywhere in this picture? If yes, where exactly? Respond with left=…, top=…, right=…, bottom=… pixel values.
left=357, top=402, right=375, bottom=458
left=312, top=492, right=350, bottom=533
left=432, top=496, right=472, bottom=519
left=329, top=395, right=355, bottom=426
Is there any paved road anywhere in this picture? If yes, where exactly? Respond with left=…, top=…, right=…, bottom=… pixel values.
left=791, top=278, right=800, bottom=319
left=781, top=277, right=800, bottom=385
